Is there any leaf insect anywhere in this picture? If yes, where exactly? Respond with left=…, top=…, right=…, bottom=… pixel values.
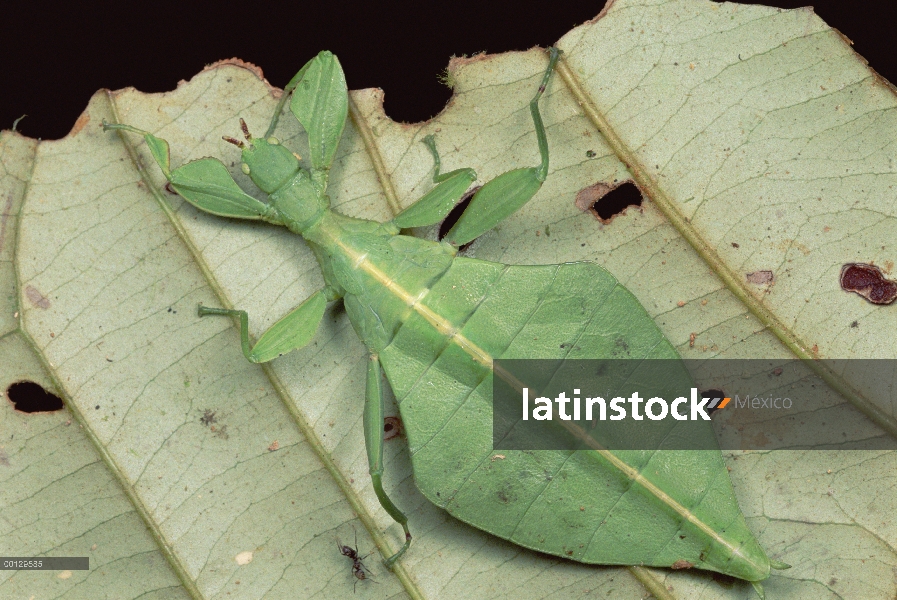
left=103, top=47, right=787, bottom=596
left=338, top=529, right=376, bottom=592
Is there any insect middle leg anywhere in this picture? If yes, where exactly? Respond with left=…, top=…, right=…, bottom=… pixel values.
left=364, top=354, right=412, bottom=567
left=197, top=288, right=329, bottom=363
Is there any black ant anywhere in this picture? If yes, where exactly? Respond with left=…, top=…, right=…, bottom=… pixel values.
left=338, top=530, right=376, bottom=592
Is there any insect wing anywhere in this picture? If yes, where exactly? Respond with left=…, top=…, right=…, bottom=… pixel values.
left=290, top=51, right=348, bottom=171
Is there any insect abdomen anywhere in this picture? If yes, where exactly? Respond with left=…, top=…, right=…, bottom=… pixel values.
left=376, top=259, right=771, bottom=581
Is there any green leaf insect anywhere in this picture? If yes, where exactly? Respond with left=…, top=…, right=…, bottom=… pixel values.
left=103, top=48, right=787, bottom=596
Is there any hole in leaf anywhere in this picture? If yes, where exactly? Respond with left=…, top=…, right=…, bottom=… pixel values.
left=7, top=381, right=64, bottom=413
left=575, top=181, right=645, bottom=224
left=438, top=185, right=481, bottom=251
left=589, top=182, right=643, bottom=222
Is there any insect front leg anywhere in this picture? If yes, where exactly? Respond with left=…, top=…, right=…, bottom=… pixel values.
left=101, top=121, right=284, bottom=224
left=197, top=288, right=331, bottom=363
left=364, top=354, right=411, bottom=567
left=390, top=135, right=477, bottom=229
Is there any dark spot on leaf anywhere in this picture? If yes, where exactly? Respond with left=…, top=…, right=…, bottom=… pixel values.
left=438, top=185, right=480, bottom=251
left=25, top=285, right=51, bottom=309
left=670, top=559, right=693, bottom=570
left=383, top=416, right=403, bottom=441
left=496, top=488, right=516, bottom=504
left=6, top=381, right=63, bottom=413
left=850, top=320, right=859, bottom=328
left=840, top=263, right=897, bottom=304
left=731, top=242, right=739, bottom=248
left=746, top=270, right=774, bottom=285
left=200, top=409, right=218, bottom=426
left=613, top=337, right=629, bottom=356
left=576, top=181, right=642, bottom=223
left=586, top=150, right=596, bottom=158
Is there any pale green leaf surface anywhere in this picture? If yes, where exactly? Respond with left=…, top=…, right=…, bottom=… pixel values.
left=3, top=1, right=897, bottom=598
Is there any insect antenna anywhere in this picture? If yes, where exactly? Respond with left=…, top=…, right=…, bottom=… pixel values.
left=239, top=118, right=252, bottom=141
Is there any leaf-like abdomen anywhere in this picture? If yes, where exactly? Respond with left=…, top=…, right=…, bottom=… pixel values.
left=377, top=260, right=770, bottom=582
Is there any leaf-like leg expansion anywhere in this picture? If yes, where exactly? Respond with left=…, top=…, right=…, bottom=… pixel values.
left=198, top=290, right=327, bottom=363
left=443, top=47, right=561, bottom=246
left=102, top=121, right=283, bottom=224
left=364, top=354, right=411, bottom=567
left=392, top=135, right=477, bottom=228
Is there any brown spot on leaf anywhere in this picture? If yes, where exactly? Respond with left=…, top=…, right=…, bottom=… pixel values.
left=746, top=270, right=774, bottom=285
left=840, top=263, right=897, bottom=304
left=25, top=285, right=51, bottom=309
left=671, top=559, right=694, bottom=570
left=383, top=416, right=403, bottom=441
left=575, top=182, right=613, bottom=212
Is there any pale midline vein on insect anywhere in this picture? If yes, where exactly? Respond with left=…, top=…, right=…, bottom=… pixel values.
left=323, top=227, right=756, bottom=568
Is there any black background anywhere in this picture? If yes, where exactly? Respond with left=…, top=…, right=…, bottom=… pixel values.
left=4, top=1, right=896, bottom=140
